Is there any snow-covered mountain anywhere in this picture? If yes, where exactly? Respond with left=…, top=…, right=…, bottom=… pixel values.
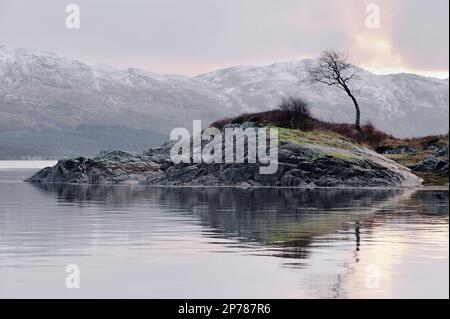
left=0, top=46, right=238, bottom=158
left=198, top=60, right=449, bottom=138
left=0, top=45, right=448, bottom=158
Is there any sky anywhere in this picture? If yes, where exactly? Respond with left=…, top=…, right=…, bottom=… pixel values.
left=0, top=0, right=448, bottom=78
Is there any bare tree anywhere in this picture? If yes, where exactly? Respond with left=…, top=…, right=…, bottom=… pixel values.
left=306, top=50, right=362, bottom=132
left=278, top=96, right=312, bottom=130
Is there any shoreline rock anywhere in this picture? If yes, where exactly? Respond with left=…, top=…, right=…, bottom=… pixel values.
left=26, top=125, right=423, bottom=187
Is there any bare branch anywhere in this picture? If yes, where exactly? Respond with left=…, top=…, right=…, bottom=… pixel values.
left=304, top=49, right=362, bottom=131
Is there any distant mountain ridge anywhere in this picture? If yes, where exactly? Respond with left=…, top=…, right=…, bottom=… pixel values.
left=0, top=45, right=448, bottom=158
left=0, top=45, right=239, bottom=158
left=197, top=60, right=449, bottom=138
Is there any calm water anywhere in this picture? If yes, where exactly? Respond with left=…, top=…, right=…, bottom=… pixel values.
left=0, top=164, right=448, bottom=298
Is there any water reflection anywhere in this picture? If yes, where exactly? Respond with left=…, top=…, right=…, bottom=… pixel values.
left=0, top=175, right=448, bottom=298
left=27, top=184, right=448, bottom=262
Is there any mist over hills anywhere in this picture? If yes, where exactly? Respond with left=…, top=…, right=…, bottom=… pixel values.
left=0, top=45, right=448, bottom=159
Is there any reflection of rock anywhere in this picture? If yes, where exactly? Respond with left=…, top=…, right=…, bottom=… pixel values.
left=27, top=124, right=423, bottom=187
left=408, top=190, right=449, bottom=215
left=12, top=183, right=445, bottom=266
left=32, top=184, right=440, bottom=252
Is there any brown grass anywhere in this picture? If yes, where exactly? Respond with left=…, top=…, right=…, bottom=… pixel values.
left=210, top=109, right=448, bottom=152
left=211, top=110, right=309, bottom=130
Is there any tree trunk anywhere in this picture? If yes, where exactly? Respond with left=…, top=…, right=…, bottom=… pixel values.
left=352, top=96, right=362, bottom=132
left=344, top=87, right=362, bottom=133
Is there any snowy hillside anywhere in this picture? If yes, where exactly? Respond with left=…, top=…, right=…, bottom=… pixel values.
left=198, top=60, right=449, bottom=137
left=0, top=45, right=448, bottom=158
left=0, top=46, right=238, bottom=158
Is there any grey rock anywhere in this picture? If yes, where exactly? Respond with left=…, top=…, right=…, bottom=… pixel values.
left=27, top=151, right=160, bottom=185
left=414, top=155, right=448, bottom=173
left=435, top=145, right=449, bottom=158
left=383, top=146, right=417, bottom=155
left=438, top=163, right=449, bottom=177
left=223, top=121, right=257, bottom=131
left=27, top=124, right=423, bottom=187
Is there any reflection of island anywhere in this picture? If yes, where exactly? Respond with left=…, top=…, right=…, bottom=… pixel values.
left=29, top=183, right=448, bottom=262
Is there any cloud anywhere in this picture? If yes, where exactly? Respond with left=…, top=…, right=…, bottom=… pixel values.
left=331, top=0, right=448, bottom=76
left=0, top=0, right=447, bottom=77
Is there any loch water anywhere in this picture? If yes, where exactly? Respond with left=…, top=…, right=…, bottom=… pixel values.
left=0, top=164, right=448, bottom=298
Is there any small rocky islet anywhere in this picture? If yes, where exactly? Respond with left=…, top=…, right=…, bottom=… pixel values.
left=26, top=122, right=432, bottom=187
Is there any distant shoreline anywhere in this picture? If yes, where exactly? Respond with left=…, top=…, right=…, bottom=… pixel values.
left=0, top=160, right=57, bottom=169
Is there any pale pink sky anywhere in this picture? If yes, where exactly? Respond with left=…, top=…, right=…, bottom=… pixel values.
left=0, top=0, right=448, bottom=78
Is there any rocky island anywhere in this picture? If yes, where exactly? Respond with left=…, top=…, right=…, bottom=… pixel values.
left=27, top=121, right=427, bottom=187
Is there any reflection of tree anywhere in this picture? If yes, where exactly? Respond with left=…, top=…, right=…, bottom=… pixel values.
left=31, top=184, right=444, bottom=262
left=326, top=189, right=449, bottom=298
left=23, top=184, right=448, bottom=298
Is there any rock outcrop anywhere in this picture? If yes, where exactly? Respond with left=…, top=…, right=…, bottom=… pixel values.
left=27, top=124, right=423, bottom=187
left=414, top=145, right=449, bottom=177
